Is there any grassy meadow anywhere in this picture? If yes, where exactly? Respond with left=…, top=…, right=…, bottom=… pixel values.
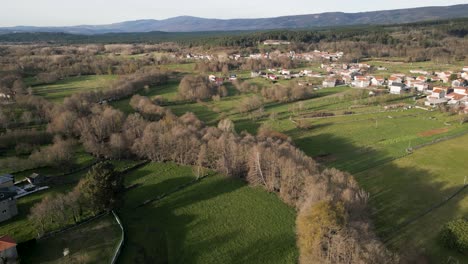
left=118, top=162, right=298, bottom=264
left=21, top=214, right=122, bottom=264
left=32, top=75, right=117, bottom=102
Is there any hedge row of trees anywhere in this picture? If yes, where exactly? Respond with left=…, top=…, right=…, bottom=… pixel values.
left=29, top=162, right=123, bottom=235
left=45, top=93, right=394, bottom=262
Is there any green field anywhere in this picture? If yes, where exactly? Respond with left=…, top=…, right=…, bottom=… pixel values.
left=32, top=75, right=117, bottom=102
left=357, top=134, right=468, bottom=262
left=21, top=214, right=122, bottom=264
left=118, top=162, right=298, bottom=264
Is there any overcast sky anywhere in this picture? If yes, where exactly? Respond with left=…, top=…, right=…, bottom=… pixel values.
left=1, top=0, right=467, bottom=27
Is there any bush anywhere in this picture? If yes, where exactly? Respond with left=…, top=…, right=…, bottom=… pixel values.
left=440, top=218, right=468, bottom=254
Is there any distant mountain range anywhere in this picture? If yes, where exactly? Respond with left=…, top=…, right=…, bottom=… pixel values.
left=1, top=4, right=468, bottom=34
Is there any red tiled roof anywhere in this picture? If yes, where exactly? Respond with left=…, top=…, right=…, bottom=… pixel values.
left=0, top=235, right=16, bottom=251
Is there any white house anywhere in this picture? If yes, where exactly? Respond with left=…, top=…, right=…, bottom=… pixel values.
left=413, top=82, right=429, bottom=92
left=454, top=87, right=468, bottom=95
left=463, top=66, right=468, bottom=72
left=462, top=72, right=468, bottom=81
left=430, top=88, right=446, bottom=99
left=446, top=93, right=467, bottom=105
left=389, top=83, right=408, bottom=94
left=425, top=88, right=448, bottom=106
left=322, top=78, right=337, bottom=88
left=280, top=69, right=291, bottom=75
left=452, top=79, right=462, bottom=87
left=388, top=76, right=402, bottom=86
left=371, top=77, right=385, bottom=86
left=353, top=77, right=370, bottom=88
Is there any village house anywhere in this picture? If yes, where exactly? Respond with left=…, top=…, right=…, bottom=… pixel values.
left=454, top=87, right=468, bottom=95
left=268, top=74, right=278, bottom=81
left=452, top=79, right=463, bottom=87
left=26, top=173, right=47, bottom=186
left=229, top=74, right=237, bottom=81
left=371, top=77, right=385, bottom=86
left=416, top=76, right=428, bottom=82
left=462, top=72, right=468, bottom=81
left=435, top=71, right=453, bottom=83
left=352, top=76, right=370, bottom=88
left=413, top=82, right=429, bottom=92
left=446, top=92, right=468, bottom=105
left=425, top=87, right=449, bottom=106
left=388, top=76, right=403, bottom=86
left=389, top=82, right=408, bottom=94
left=0, top=235, right=17, bottom=263
left=280, top=69, right=291, bottom=75
left=322, top=78, right=337, bottom=88
left=0, top=188, right=18, bottom=223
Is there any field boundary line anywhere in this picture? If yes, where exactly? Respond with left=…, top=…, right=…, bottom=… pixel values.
left=38, top=212, right=108, bottom=240
left=135, top=173, right=212, bottom=209
left=110, top=211, right=125, bottom=264
left=383, top=184, right=468, bottom=243
left=354, top=129, right=468, bottom=175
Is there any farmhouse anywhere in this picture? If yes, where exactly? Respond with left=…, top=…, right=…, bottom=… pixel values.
left=0, top=188, right=18, bottom=223
left=389, top=82, right=408, bottom=94
left=0, top=235, right=17, bottom=262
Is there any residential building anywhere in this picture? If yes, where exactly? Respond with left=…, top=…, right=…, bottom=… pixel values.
left=371, top=77, right=385, bottom=86
left=322, top=78, right=337, bottom=88
left=413, top=82, right=429, bottom=92
left=0, top=188, right=17, bottom=223
left=0, top=235, right=17, bottom=263
left=389, top=83, right=408, bottom=94
left=26, top=173, right=46, bottom=185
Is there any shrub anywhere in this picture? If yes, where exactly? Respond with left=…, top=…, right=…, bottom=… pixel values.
left=440, top=218, right=468, bottom=254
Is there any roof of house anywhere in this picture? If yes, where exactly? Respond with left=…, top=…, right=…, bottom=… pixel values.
left=0, top=235, right=16, bottom=251
left=433, top=89, right=444, bottom=93
left=0, top=175, right=13, bottom=185
left=391, top=83, right=406, bottom=88
left=448, top=93, right=467, bottom=100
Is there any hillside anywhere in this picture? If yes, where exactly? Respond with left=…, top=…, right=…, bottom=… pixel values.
left=1, top=4, right=468, bottom=34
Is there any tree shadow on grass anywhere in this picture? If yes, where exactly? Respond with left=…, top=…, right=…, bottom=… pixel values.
left=118, top=176, right=245, bottom=264
left=293, top=132, right=468, bottom=262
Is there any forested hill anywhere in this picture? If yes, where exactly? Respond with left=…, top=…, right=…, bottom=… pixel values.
left=1, top=4, right=468, bottom=34
left=0, top=17, right=467, bottom=47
